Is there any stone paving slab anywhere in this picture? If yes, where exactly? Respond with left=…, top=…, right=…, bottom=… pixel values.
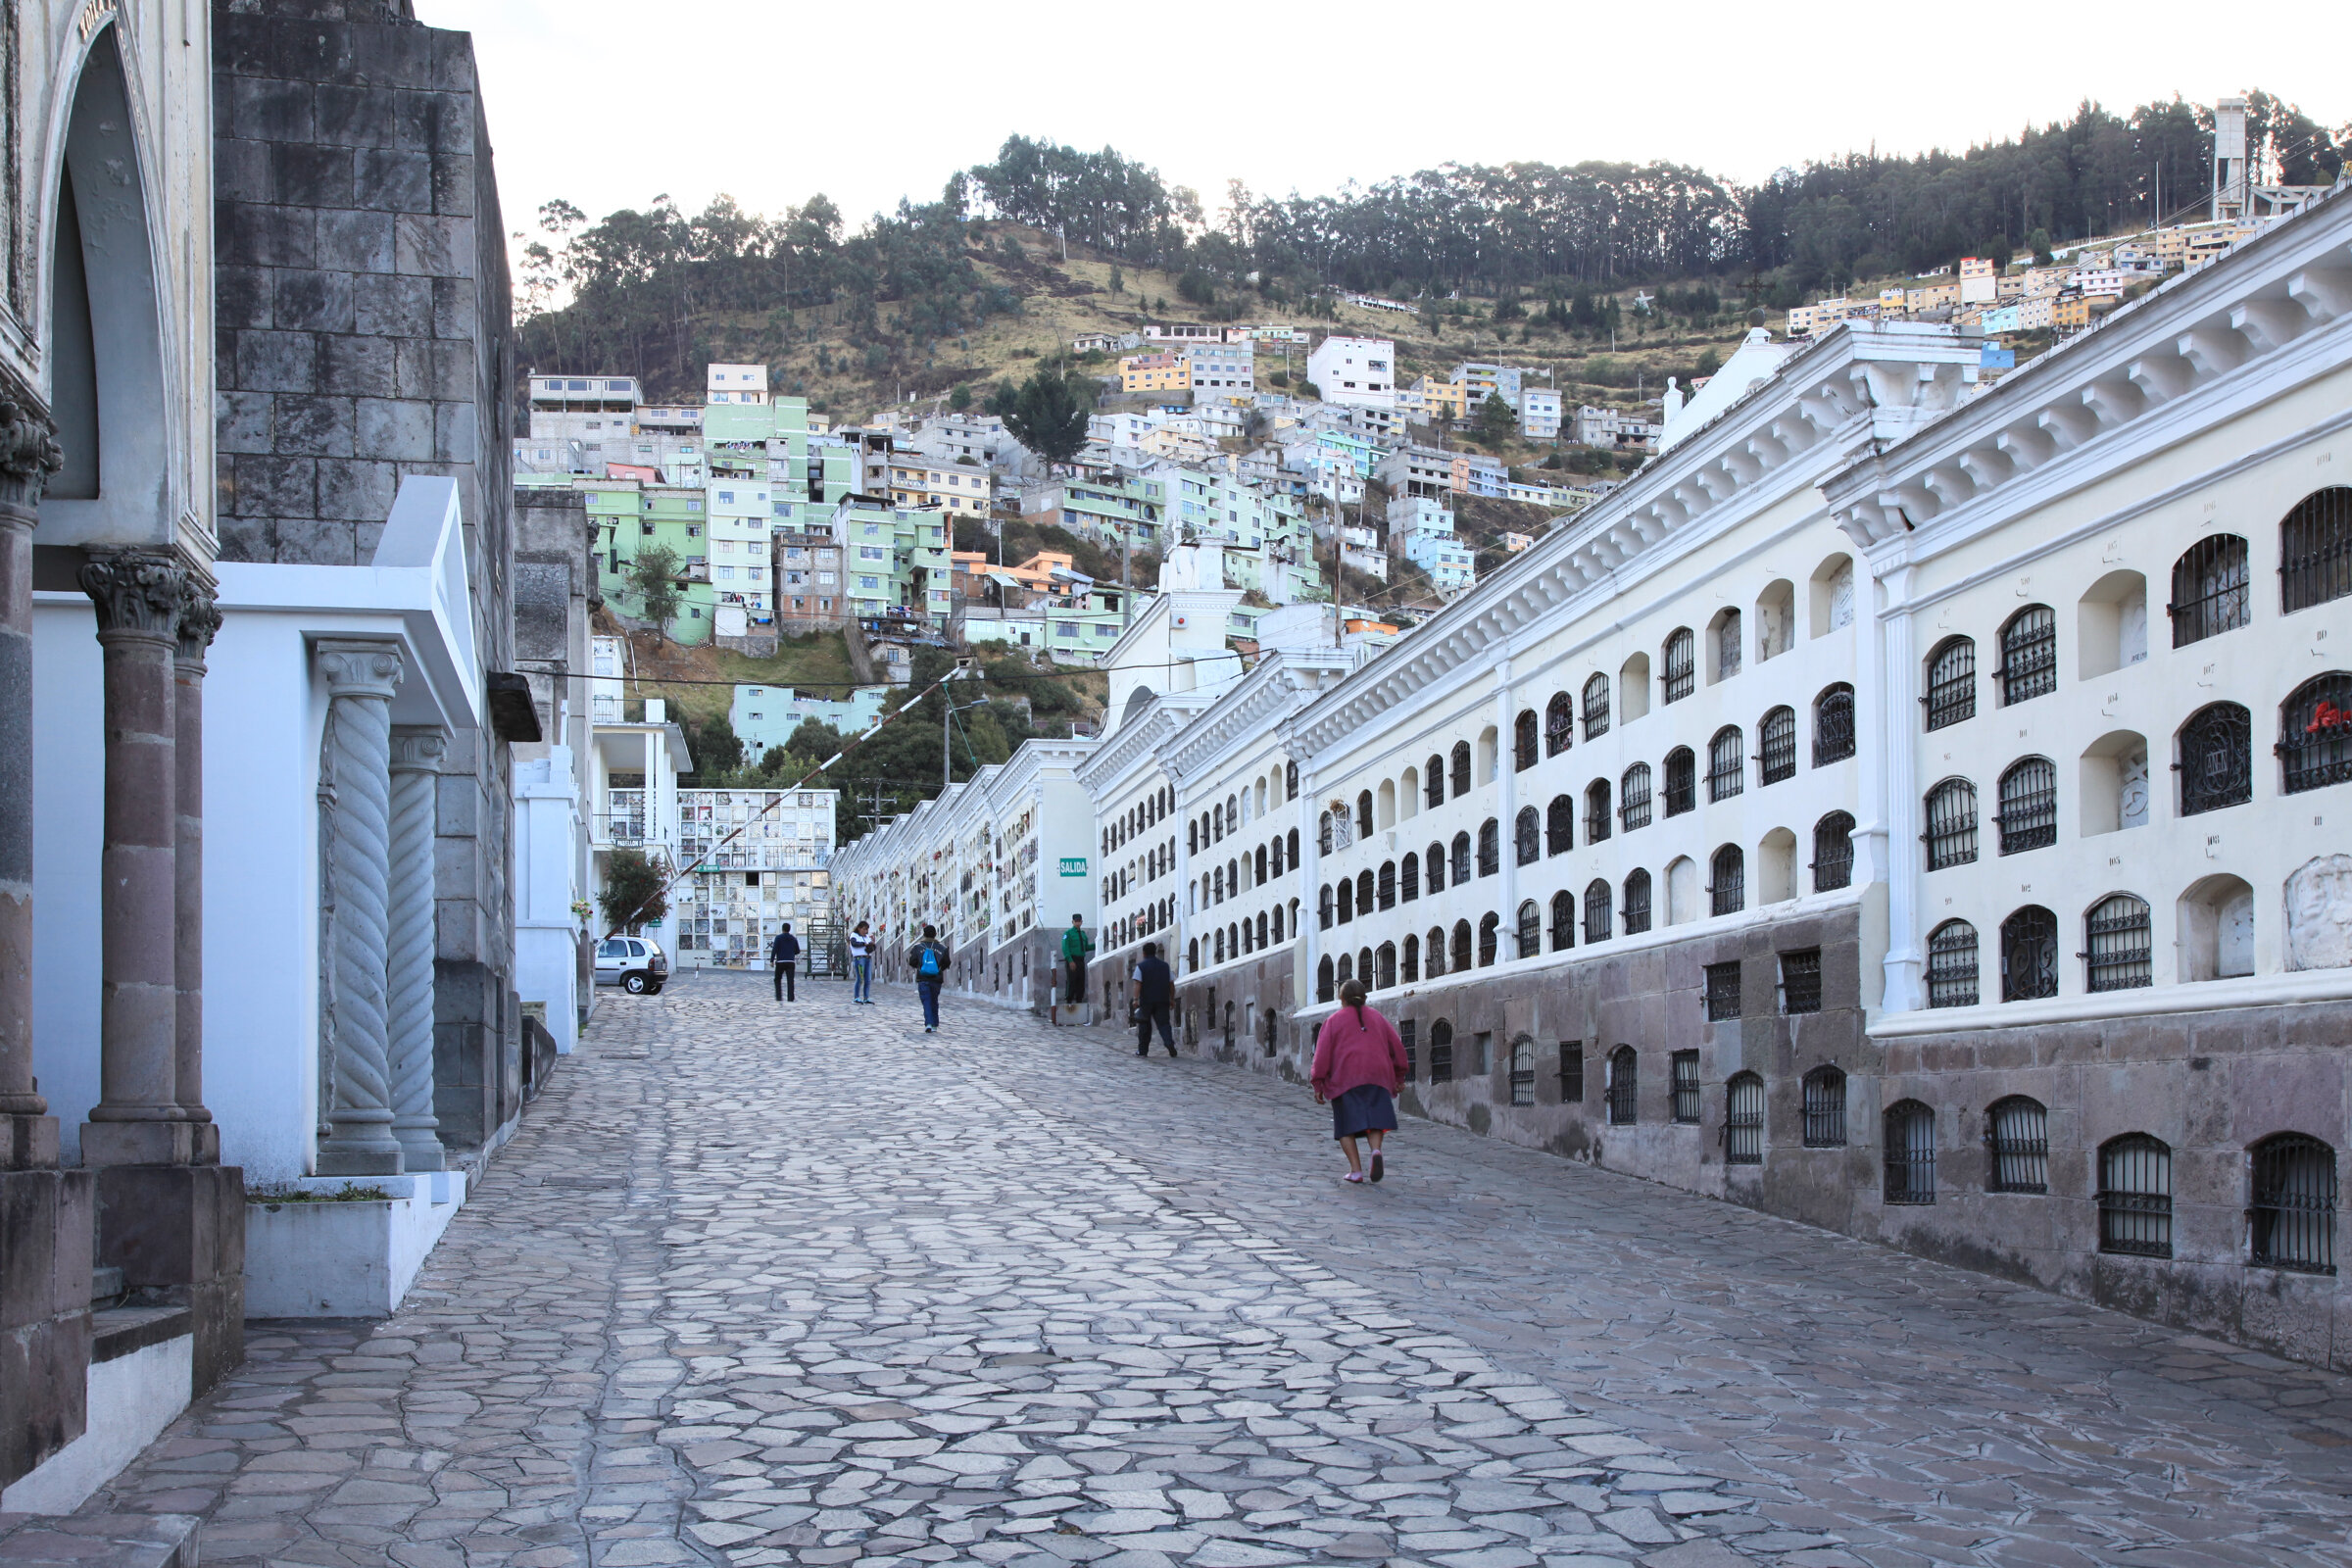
left=79, top=971, right=2352, bottom=1568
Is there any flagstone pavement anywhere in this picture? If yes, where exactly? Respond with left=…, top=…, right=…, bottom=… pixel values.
left=84, top=970, right=2352, bottom=1568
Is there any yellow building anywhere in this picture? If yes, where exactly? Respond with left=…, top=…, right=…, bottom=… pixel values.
left=2052, top=295, right=2091, bottom=330
left=1906, top=280, right=1961, bottom=313
left=887, top=460, right=992, bottom=515
left=1408, top=374, right=1468, bottom=421
left=1119, top=353, right=1190, bottom=394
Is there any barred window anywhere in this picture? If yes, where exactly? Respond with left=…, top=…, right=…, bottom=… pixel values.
left=2281, top=487, right=2352, bottom=613
left=1478, top=911, right=1499, bottom=967
left=1758, top=707, right=1797, bottom=784
left=1510, top=1037, right=1536, bottom=1105
left=1715, top=610, right=1743, bottom=681
left=1545, top=693, right=1574, bottom=757
left=1477, top=818, right=1499, bottom=877
left=1584, top=878, right=1612, bottom=944
left=1995, top=757, right=2057, bottom=854
left=1450, top=742, right=1472, bottom=797
left=1585, top=779, right=1612, bottom=843
left=2000, top=906, right=2059, bottom=1002
left=1451, top=920, right=1472, bottom=972
left=1546, top=794, right=1574, bottom=856
left=1664, top=748, right=1696, bottom=815
left=1812, top=811, right=1855, bottom=892
left=1399, top=1018, right=1417, bottom=1079
left=1401, top=934, right=1420, bottom=985
left=1378, top=859, right=1396, bottom=909
left=1316, top=955, right=1334, bottom=1003
left=1925, top=636, right=1977, bottom=730
left=1704, top=960, right=1742, bottom=1021
left=1427, top=841, right=1448, bottom=893
left=1428, top=1020, right=1454, bottom=1084
left=1400, top=852, right=1420, bottom=902
left=1582, top=673, right=1611, bottom=739
left=1559, top=1041, right=1584, bottom=1103
left=1549, top=890, right=1575, bottom=951
left=1671, top=1050, right=1701, bottom=1123
left=1425, top=755, right=1445, bottom=808
left=2169, top=534, right=2250, bottom=647
left=1425, top=926, right=1447, bottom=977
left=1927, top=919, right=1980, bottom=1007
left=1813, top=683, right=1856, bottom=765
left=1802, top=1065, right=1847, bottom=1148
left=1606, top=1046, right=1639, bottom=1125
left=1450, top=832, right=1471, bottom=885
left=1336, top=877, right=1352, bottom=923
left=1286, top=761, right=1297, bottom=799
left=1998, top=605, right=2058, bottom=708
left=2098, top=1135, right=2173, bottom=1258
left=1514, top=808, right=1540, bottom=866
left=1663, top=628, right=1696, bottom=704
left=1620, top=763, right=1652, bottom=831
left=1318, top=812, right=1333, bottom=855
left=2083, top=893, right=2153, bottom=992
left=1333, top=952, right=1348, bottom=985
left=2180, top=702, right=2252, bottom=815
left=1377, top=942, right=1396, bottom=990
left=1985, top=1096, right=2049, bottom=1194
left=1709, top=844, right=1744, bottom=916
left=1515, top=900, right=1541, bottom=959
left=1623, top=868, right=1652, bottom=934
left=2250, top=1133, right=2336, bottom=1275
left=1318, top=884, right=1333, bottom=929
left=1707, top=726, right=1745, bottom=801
left=2279, top=673, right=2352, bottom=795
left=1726, top=1072, right=1764, bottom=1164
left=1925, top=777, right=1979, bottom=870
left=1515, top=709, right=1540, bottom=771
left=1357, top=870, right=1375, bottom=919
left=1780, top=948, right=1823, bottom=1014
left=1884, top=1101, right=1936, bottom=1204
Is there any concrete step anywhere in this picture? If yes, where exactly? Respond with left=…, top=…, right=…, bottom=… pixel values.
left=0, top=1513, right=197, bottom=1568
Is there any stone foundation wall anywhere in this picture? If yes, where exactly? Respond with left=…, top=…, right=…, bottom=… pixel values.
left=1175, top=950, right=1299, bottom=1072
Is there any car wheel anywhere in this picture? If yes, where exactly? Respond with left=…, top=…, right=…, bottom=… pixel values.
left=623, top=972, right=650, bottom=995
left=645, top=983, right=664, bottom=996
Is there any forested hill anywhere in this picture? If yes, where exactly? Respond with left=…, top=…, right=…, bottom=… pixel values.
left=514, top=91, right=2347, bottom=406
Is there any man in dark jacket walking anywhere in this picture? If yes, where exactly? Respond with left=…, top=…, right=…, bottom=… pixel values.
left=906, top=924, right=951, bottom=1033
left=770, top=923, right=802, bottom=1001
left=1131, top=942, right=1176, bottom=1057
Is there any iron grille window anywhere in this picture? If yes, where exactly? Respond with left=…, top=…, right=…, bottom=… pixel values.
left=2281, top=487, right=2352, bottom=612
left=1606, top=1047, right=1638, bottom=1125
left=2001, top=906, right=2060, bottom=1002
left=1620, top=764, right=1652, bottom=831
left=2179, top=702, right=2252, bottom=815
left=1758, top=707, right=1797, bottom=784
left=1709, top=845, right=1744, bottom=916
left=1798, top=815, right=1850, bottom=898
left=1451, top=921, right=1472, bottom=972
left=1515, top=901, right=1541, bottom=958
left=1813, top=683, right=1856, bottom=765
left=1427, top=842, right=1447, bottom=894
left=1707, top=727, right=1744, bottom=801
left=1401, top=935, right=1420, bottom=984
left=1725, top=1073, right=1763, bottom=1163
left=1926, top=920, right=1980, bottom=1007
left=1515, top=808, right=1540, bottom=866
left=2098, top=1135, right=2173, bottom=1258
left=1425, top=928, right=1446, bottom=978
left=1318, top=885, right=1333, bottom=929
left=1622, top=869, right=1652, bottom=934
left=1316, top=956, right=1334, bottom=1002
left=2082, top=894, right=2153, bottom=992
left=2279, top=673, right=2352, bottom=794
left=1337, top=878, right=1352, bottom=923
left=1584, top=880, right=1612, bottom=943
left=1401, top=853, right=1420, bottom=902
left=1663, top=629, right=1696, bottom=704
left=1515, top=710, right=1540, bottom=771
left=1379, top=860, right=1396, bottom=909
left=1583, top=674, right=1611, bottom=739
left=1550, top=890, right=1575, bottom=951
left=1925, top=778, right=1980, bottom=870
left=1425, top=758, right=1445, bottom=808
left=1802, top=1066, right=1846, bottom=1148
left=1925, top=637, right=1977, bottom=731
left=1450, top=833, right=1471, bottom=885
left=1715, top=611, right=1742, bottom=681
left=1450, top=743, right=1472, bottom=797
left=1781, top=948, right=1823, bottom=1014
left=1671, top=1051, right=1701, bottom=1124
left=1478, top=819, right=1500, bottom=877
left=1884, top=1102, right=1936, bottom=1204
left=1704, top=960, right=1742, bottom=1021
left=1509, top=1038, right=1536, bottom=1106
left=1663, top=749, right=1696, bottom=815
left=1427, top=1021, right=1453, bottom=1084
left=1478, top=912, right=1499, bottom=966
left=1286, top=761, right=1297, bottom=799
left=1546, top=796, right=1574, bottom=856
left=1546, top=694, right=1574, bottom=757
left=1986, top=1097, right=2050, bottom=1193
left=1377, top=943, right=1396, bottom=989
left=2250, top=1134, right=2336, bottom=1275
left=1585, top=781, right=1612, bottom=843
left=2169, top=534, right=2250, bottom=647
left=1995, top=757, right=2058, bottom=854
left=1998, top=606, right=2058, bottom=706
left=1559, top=1041, right=1584, bottom=1103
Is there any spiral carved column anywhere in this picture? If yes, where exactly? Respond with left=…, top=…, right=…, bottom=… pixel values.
left=316, top=640, right=406, bottom=1175
left=388, top=727, right=447, bottom=1172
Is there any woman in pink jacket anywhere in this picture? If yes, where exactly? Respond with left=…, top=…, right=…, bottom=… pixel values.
left=1310, top=978, right=1409, bottom=1183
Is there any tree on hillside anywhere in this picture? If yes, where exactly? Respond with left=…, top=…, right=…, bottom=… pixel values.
left=626, top=545, right=682, bottom=637
left=1475, top=393, right=1516, bottom=447
left=679, top=710, right=744, bottom=782
left=990, top=368, right=1096, bottom=470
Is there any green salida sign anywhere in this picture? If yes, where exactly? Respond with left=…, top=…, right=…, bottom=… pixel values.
left=1058, top=857, right=1088, bottom=876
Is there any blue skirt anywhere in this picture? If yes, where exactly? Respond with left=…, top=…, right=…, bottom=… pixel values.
left=1331, top=1083, right=1398, bottom=1140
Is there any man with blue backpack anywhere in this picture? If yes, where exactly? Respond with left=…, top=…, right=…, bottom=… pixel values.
left=906, top=924, right=952, bottom=1033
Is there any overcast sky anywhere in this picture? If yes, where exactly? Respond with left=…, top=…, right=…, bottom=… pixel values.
left=435, top=0, right=2352, bottom=245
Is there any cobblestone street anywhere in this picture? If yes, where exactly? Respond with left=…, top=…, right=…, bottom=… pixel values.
left=88, top=973, right=2352, bottom=1568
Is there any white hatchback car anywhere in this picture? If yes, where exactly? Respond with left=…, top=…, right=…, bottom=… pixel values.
left=594, top=935, right=669, bottom=995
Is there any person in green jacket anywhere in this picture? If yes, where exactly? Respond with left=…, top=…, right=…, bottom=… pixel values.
left=1061, top=913, right=1093, bottom=1010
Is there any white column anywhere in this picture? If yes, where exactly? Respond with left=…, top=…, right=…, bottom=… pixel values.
left=1494, top=656, right=1517, bottom=955
left=388, top=727, right=447, bottom=1172
left=1869, top=564, right=1925, bottom=1012
left=316, top=640, right=407, bottom=1176
left=1298, top=760, right=1320, bottom=1000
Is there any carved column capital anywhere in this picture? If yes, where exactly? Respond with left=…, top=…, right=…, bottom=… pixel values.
left=389, top=727, right=447, bottom=772
left=0, top=377, right=63, bottom=516
left=79, top=551, right=186, bottom=645
left=174, top=582, right=222, bottom=671
left=315, top=638, right=405, bottom=703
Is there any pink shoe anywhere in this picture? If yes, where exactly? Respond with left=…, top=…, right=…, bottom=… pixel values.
left=1344, top=1171, right=1365, bottom=1183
